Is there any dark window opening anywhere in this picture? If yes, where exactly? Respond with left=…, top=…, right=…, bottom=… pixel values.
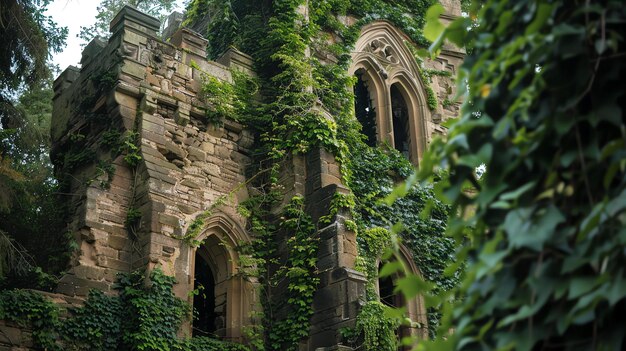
left=354, top=72, right=377, bottom=147
left=391, top=85, right=410, bottom=158
left=193, top=251, right=217, bottom=337
left=379, top=273, right=396, bottom=308
left=379, top=263, right=404, bottom=309
left=379, top=262, right=409, bottom=347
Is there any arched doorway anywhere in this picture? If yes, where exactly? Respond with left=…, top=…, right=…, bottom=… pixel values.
left=192, top=234, right=228, bottom=337
left=193, top=249, right=217, bottom=336
left=187, top=213, right=258, bottom=342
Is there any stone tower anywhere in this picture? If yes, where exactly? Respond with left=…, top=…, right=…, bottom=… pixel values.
left=50, top=3, right=462, bottom=350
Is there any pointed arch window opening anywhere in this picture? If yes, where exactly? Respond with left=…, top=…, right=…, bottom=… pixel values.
left=390, top=84, right=411, bottom=159
left=353, top=70, right=377, bottom=147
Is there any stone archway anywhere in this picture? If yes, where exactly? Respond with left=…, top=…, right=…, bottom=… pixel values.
left=189, top=212, right=257, bottom=341
left=376, top=244, right=429, bottom=342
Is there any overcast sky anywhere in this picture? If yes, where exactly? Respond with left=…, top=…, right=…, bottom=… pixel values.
left=46, top=0, right=186, bottom=70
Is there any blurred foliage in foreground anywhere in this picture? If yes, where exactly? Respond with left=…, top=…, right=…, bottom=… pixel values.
left=402, top=1, right=626, bottom=350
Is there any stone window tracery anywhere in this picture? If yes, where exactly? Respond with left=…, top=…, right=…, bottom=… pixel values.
left=350, top=21, right=430, bottom=166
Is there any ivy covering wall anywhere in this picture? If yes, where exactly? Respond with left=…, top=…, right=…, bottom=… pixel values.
left=184, top=0, right=460, bottom=350
left=0, top=269, right=248, bottom=351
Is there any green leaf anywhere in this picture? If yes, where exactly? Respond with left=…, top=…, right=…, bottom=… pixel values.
left=567, top=277, right=598, bottom=299
left=423, top=4, right=446, bottom=43
left=525, top=4, right=554, bottom=35
left=500, top=182, right=536, bottom=201
left=394, top=274, right=433, bottom=299
left=445, top=17, right=470, bottom=47
left=379, top=261, right=403, bottom=278
left=505, top=206, right=565, bottom=250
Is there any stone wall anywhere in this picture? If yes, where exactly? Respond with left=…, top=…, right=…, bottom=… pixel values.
left=50, top=7, right=258, bottom=337
left=0, top=292, right=82, bottom=351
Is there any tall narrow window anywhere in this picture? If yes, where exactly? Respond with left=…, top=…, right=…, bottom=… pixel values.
left=354, top=71, right=377, bottom=146
left=379, top=272, right=397, bottom=308
left=378, top=262, right=410, bottom=346
left=378, top=262, right=405, bottom=309
left=193, top=250, right=217, bottom=336
left=391, top=84, right=410, bottom=158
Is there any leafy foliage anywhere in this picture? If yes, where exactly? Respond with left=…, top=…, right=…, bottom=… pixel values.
left=0, top=288, right=61, bottom=350
left=354, top=301, right=400, bottom=351
left=267, top=196, right=319, bottom=351
left=1, top=269, right=250, bottom=351
left=62, top=290, right=123, bottom=350
left=196, top=67, right=259, bottom=124
left=0, top=79, right=70, bottom=286
left=348, top=143, right=458, bottom=338
left=0, top=0, right=66, bottom=119
left=415, top=0, right=626, bottom=350
left=0, top=1, right=68, bottom=285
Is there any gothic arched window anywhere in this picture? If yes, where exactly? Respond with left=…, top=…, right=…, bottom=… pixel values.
left=391, top=84, right=410, bottom=158
left=349, top=21, right=431, bottom=166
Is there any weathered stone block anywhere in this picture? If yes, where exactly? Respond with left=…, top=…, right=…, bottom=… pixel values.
left=120, top=60, right=147, bottom=80
left=73, top=265, right=106, bottom=281
left=0, top=325, right=22, bottom=345
left=187, top=146, right=206, bottom=162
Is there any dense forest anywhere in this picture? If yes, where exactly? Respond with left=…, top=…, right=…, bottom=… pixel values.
left=1, top=0, right=625, bottom=350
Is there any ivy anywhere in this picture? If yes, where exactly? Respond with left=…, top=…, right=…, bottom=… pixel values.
left=0, top=269, right=250, bottom=351
left=0, top=289, right=61, bottom=350
left=61, top=290, right=123, bottom=350
left=267, top=196, right=319, bottom=351
left=347, top=143, right=458, bottom=339
left=354, top=301, right=399, bottom=351
left=89, top=160, right=115, bottom=189
left=182, top=195, right=227, bottom=246
left=182, top=0, right=458, bottom=349
left=119, top=130, right=142, bottom=168
left=195, top=64, right=259, bottom=124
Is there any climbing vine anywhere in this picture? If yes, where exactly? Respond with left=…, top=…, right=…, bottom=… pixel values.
left=181, top=0, right=459, bottom=350
left=266, top=196, right=319, bottom=351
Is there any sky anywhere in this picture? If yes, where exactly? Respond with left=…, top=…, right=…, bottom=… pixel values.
left=46, top=0, right=186, bottom=70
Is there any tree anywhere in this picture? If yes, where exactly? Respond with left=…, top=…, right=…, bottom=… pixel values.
left=0, top=0, right=67, bottom=287
left=79, top=0, right=177, bottom=43
left=0, top=0, right=66, bottom=124
left=0, top=77, right=69, bottom=289
left=416, top=0, right=626, bottom=349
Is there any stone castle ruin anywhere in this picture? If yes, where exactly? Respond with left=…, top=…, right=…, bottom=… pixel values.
left=2, top=2, right=463, bottom=350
